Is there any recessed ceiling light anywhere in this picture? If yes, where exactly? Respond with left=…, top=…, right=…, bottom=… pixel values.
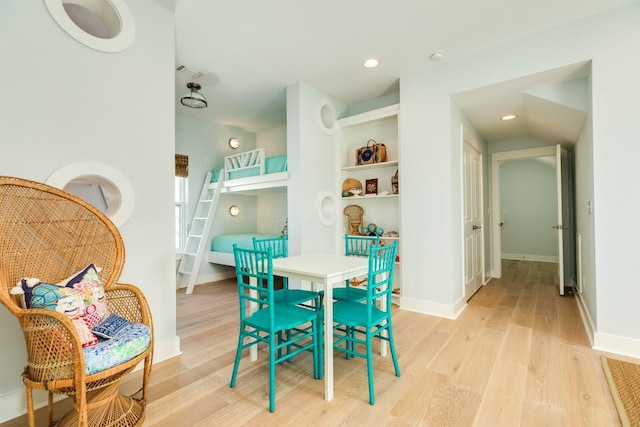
left=501, top=114, right=518, bottom=121
left=363, top=58, right=379, bottom=68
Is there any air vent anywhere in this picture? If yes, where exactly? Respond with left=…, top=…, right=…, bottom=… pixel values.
left=176, top=65, right=203, bottom=79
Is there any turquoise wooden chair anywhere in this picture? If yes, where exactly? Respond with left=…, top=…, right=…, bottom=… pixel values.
left=332, top=241, right=400, bottom=405
left=332, top=234, right=381, bottom=302
left=253, top=236, right=323, bottom=376
left=230, top=245, right=321, bottom=412
left=253, top=236, right=321, bottom=307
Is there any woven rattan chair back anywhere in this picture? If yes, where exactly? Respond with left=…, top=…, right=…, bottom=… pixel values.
left=0, top=176, right=153, bottom=427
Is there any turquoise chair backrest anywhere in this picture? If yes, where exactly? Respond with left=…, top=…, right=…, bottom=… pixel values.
left=345, top=234, right=380, bottom=257
left=253, top=236, right=288, bottom=258
left=233, top=244, right=275, bottom=321
left=366, top=241, right=398, bottom=310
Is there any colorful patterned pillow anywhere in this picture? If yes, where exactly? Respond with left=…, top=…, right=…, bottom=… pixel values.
left=13, top=279, right=98, bottom=347
left=92, top=313, right=131, bottom=339
left=58, top=264, right=110, bottom=327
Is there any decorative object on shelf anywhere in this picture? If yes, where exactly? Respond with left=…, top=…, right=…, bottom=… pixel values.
left=344, top=205, right=364, bottom=235
left=363, top=223, right=383, bottom=236
left=392, top=169, right=399, bottom=194
left=356, top=139, right=387, bottom=165
left=349, top=188, right=362, bottom=197
left=342, top=178, right=363, bottom=193
left=365, top=178, right=378, bottom=195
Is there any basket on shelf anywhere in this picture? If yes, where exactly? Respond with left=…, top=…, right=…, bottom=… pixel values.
left=342, top=178, right=362, bottom=192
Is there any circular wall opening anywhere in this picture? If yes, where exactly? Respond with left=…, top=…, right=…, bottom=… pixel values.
left=316, top=99, right=338, bottom=135
left=47, top=162, right=135, bottom=227
left=315, top=190, right=337, bottom=227
left=44, top=0, right=135, bottom=52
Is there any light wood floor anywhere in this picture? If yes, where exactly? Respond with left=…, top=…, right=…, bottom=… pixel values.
left=2, top=260, right=629, bottom=426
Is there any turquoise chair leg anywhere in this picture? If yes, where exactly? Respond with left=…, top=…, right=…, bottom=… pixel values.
left=388, top=325, right=401, bottom=377
left=366, top=332, right=375, bottom=405
left=269, top=335, right=276, bottom=413
left=230, top=331, right=245, bottom=388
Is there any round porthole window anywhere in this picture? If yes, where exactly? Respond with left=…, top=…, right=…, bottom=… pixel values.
left=316, top=99, right=338, bottom=135
left=47, top=162, right=135, bottom=227
left=315, top=190, right=338, bottom=227
left=44, top=0, right=135, bottom=53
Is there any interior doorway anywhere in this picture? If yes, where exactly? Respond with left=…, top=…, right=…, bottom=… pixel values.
left=491, top=145, right=576, bottom=295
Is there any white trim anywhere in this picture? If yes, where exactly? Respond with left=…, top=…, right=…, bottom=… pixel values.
left=575, top=292, right=595, bottom=347
left=46, top=162, right=135, bottom=227
left=337, top=104, right=400, bottom=128
left=594, top=333, right=640, bottom=360
left=315, top=190, right=338, bottom=226
left=316, top=99, right=338, bottom=135
left=399, top=296, right=467, bottom=320
left=501, top=253, right=559, bottom=263
left=207, top=251, right=236, bottom=266
left=44, top=0, right=135, bottom=53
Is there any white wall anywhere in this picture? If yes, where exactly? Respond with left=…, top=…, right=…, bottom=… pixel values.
left=175, top=111, right=258, bottom=284
left=286, top=83, right=347, bottom=257
left=256, top=125, right=288, bottom=235
left=499, top=158, right=558, bottom=259
left=399, top=2, right=640, bottom=356
left=0, top=1, right=178, bottom=421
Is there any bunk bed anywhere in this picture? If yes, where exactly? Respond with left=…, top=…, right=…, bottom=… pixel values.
left=207, top=148, right=288, bottom=194
left=205, top=148, right=288, bottom=267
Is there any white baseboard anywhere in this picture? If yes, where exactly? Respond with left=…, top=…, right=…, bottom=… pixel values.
left=400, top=296, right=466, bottom=320
left=0, top=336, right=182, bottom=424
left=574, top=292, right=640, bottom=359
left=594, top=333, right=640, bottom=360
left=176, top=271, right=236, bottom=290
left=502, top=253, right=559, bottom=263
left=575, top=292, right=595, bottom=347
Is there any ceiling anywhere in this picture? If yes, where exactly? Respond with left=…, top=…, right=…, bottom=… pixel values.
left=161, top=0, right=634, bottom=142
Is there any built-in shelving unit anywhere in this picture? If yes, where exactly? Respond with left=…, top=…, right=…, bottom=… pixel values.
left=337, top=104, right=401, bottom=302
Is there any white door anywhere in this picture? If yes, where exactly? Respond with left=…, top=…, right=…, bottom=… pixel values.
left=464, top=142, right=484, bottom=299
left=554, top=144, right=567, bottom=296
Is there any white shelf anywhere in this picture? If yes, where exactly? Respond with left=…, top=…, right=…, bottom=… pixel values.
left=342, top=160, right=398, bottom=172
left=338, top=103, right=401, bottom=305
left=342, top=194, right=398, bottom=201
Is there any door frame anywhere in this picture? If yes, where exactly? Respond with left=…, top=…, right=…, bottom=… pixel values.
left=490, top=145, right=556, bottom=278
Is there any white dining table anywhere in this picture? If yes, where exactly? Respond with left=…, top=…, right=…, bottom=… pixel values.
left=270, top=253, right=369, bottom=401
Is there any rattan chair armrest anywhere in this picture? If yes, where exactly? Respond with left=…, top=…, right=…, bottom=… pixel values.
left=106, top=283, right=153, bottom=328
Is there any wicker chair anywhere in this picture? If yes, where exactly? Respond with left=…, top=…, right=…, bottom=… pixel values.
left=0, top=176, right=153, bottom=427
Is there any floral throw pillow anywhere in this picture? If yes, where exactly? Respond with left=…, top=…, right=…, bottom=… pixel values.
left=58, top=264, right=110, bottom=328
left=13, top=279, right=98, bottom=347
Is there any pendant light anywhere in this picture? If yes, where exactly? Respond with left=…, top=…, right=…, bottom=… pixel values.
left=181, top=82, right=207, bottom=108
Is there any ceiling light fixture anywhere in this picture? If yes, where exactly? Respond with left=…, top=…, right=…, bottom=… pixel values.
left=429, top=50, right=445, bottom=61
left=363, top=58, right=379, bottom=68
left=181, top=82, right=207, bottom=108
left=501, top=114, right=518, bottom=121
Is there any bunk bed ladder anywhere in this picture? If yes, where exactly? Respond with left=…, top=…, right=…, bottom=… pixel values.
left=178, top=171, right=224, bottom=294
